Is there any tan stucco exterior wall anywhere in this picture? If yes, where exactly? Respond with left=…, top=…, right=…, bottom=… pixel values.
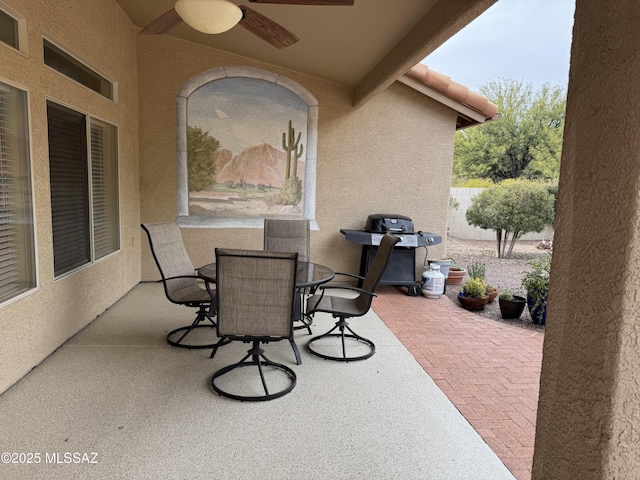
left=533, top=0, right=640, bottom=477
left=138, top=35, right=454, bottom=281
left=0, top=0, right=140, bottom=393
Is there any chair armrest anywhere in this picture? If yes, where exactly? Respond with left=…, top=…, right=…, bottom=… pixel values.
left=332, top=271, right=365, bottom=281
left=308, top=284, right=377, bottom=313
left=160, top=274, right=202, bottom=284
left=318, top=284, right=377, bottom=298
left=164, top=274, right=201, bottom=281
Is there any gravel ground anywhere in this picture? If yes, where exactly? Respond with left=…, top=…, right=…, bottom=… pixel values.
left=437, top=235, right=548, bottom=331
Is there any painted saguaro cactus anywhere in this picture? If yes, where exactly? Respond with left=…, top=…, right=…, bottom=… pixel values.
left=282, top=120, right=304, bottom=180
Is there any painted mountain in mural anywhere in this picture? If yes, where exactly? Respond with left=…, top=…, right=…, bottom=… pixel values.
left=214, top=143, right=304, bottom=188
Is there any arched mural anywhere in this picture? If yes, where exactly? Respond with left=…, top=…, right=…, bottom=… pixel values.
left=175, top=66, right=318, bottom=228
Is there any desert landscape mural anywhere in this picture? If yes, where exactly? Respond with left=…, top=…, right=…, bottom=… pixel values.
left=187, top=77, right=308, bottom=218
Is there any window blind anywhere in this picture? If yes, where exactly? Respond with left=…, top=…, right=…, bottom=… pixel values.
left=90, top=119, right=119, bottom=259
left=47, top=101, right=91, bottom=276
left=0, top=82, right=35, bottom=303
left=0, top=88, right=19, bottom=298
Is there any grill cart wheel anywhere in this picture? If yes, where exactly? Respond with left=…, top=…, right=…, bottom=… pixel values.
left=408, top=284, right=420, bottom=296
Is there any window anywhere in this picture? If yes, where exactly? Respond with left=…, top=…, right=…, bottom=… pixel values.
left=0, top=1, right=27, bottom=55
left=43, top=38, right=114, bottom=101
left=0, top=10, right=18, bottom=49
left=90, top=119, right=119, bottom=259
left=47, top=101, right=119, bottom=277
left=0, top=81, right=36, bottom=303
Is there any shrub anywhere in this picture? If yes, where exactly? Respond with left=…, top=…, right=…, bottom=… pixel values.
left=462, top=277, right=487, bottom=298
left=457, top=178, right=495, bottom=188
left=521, top=252, right=552, bottom=313
left=466, top=180, right=555, bottom=258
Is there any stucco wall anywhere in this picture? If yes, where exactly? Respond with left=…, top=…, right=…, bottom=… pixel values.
left=0, top=0, right=140, bottom=393
left=449, top=187, right=555, bottom=241
left=533, top=0, right=640, bottom=478
left=137, top=35, right=454, bottom=282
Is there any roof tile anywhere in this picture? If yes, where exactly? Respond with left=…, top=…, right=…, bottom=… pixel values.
left=407, top=65, right=499, bottom=120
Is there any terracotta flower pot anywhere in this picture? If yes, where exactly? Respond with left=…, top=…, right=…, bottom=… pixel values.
left=457, top=292, right=489, bottom=310
left=499, top=295, right=526, bottom=319
left=446, top=267, right=466, bottom=285
left=487, top=289, right=499, bottom=303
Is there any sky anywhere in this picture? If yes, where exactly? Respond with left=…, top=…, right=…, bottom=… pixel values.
left=422, top=0, right=575, bottom=93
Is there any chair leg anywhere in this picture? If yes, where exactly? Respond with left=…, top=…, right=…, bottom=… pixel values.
left=293, top=291, right=313, bottom=335
left=306, top=318, right=375, bottom=362
left=167, top=305, right=218, bottom=349
left=209, top=336, right=232, bottom=359
left=289, top=337, right=302, bottom=365
left=211, top=341, right=297, bottom=402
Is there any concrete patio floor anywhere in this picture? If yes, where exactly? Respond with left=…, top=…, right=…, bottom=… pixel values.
left=0, top=282, right=516, bottom=480
left=373, top=285, right=544, bottom=480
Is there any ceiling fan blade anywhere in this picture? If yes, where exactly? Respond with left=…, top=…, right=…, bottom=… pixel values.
left=140, top=8, right=184, bottom=35
left=239, top=5, right=300, bottom=49
left=248, top=0, right=354, bottom=5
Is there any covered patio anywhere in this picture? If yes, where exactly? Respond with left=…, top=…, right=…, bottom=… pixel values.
left=4, top=0, right=640, bottom=477
left=0, top=282, right=543, bottom=479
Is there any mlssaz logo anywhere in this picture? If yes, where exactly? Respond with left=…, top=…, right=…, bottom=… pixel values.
left=45, top=452, right=98, bottom=464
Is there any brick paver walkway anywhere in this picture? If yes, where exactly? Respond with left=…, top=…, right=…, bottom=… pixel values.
left=373, top=286, right=544, bottom=480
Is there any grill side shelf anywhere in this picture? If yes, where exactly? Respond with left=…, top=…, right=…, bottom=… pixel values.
left=340, top=229, right=442, bottom=247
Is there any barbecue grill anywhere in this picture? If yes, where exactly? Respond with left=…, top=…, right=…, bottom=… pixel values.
left=341, top=214, right=443, bottom=296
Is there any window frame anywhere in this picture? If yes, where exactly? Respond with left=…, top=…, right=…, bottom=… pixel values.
left=0, top=78, right=37, bottom=306
left=0, top=0, right=28, bottom=56
left=42, top=35, right=117, bottom=102
left=46, top=100, right=121, bottom=279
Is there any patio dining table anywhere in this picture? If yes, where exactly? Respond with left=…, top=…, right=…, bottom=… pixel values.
left=197, top=261, right=334, bottom=289
left=198, top=261, right=335, bottom=364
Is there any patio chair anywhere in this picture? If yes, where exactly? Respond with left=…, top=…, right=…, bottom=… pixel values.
left=263, top=218, right=310, bottom=262
left=264, top=218, right=313, bottom=334
left=141, top=222, right=219, bottom=349
left=306, top=232, right=400, bottom=362
left=210, top=249, right=298, bottom=402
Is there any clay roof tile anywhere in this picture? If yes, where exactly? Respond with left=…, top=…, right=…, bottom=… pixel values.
left=406, top=65, right=499, bottom=121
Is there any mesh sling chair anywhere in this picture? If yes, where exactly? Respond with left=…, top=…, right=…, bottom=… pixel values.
left=263, top=219, right=312, bottom=334
left=142, top=222, right=219, bottom=349
left=210, top=249, right=298, bottom=402
left=306, top=233, right=400, bottom=362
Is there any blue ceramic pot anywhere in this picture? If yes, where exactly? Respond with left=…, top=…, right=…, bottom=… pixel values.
left=526, top=291, right=547, bottom=325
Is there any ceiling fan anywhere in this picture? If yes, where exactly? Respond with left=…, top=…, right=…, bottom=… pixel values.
left=139, top=0, right=355, bottom=49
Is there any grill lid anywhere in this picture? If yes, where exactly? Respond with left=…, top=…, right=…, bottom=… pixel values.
left=365, top=214, right=414, bottom=233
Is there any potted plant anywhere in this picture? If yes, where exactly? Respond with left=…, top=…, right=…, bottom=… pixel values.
left=521, top=252, right=552, bottom=325
left=467, top=261, right=486, bottom=280
left=498, top=289, right=527, bottom=319
left=467, top=261, right=498, bottom=302
left=443, top=258, right=466, bottom=285
left=458, top=277, right=489, bottom=310
left=446, top=265, right=467, bottom=284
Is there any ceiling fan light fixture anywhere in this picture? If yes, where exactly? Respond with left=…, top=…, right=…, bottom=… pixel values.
left=175, top=0, right=243, bottom=34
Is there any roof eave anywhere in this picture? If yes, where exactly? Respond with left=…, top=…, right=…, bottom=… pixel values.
left=397, top=74, right=499, bottom=130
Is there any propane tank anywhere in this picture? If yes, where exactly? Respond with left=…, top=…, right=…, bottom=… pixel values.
left=421, top=264, right=445, bottom=298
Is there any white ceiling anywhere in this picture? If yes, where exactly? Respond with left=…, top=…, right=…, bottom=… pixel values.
left=115, top=0, right=496, bottom=105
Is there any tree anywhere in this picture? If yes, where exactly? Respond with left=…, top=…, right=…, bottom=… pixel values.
left=453, top=79, right=566, bottom=183
left=465, top=181, right=555, bottom=258
left=187, top=126, right=220, bottom=192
